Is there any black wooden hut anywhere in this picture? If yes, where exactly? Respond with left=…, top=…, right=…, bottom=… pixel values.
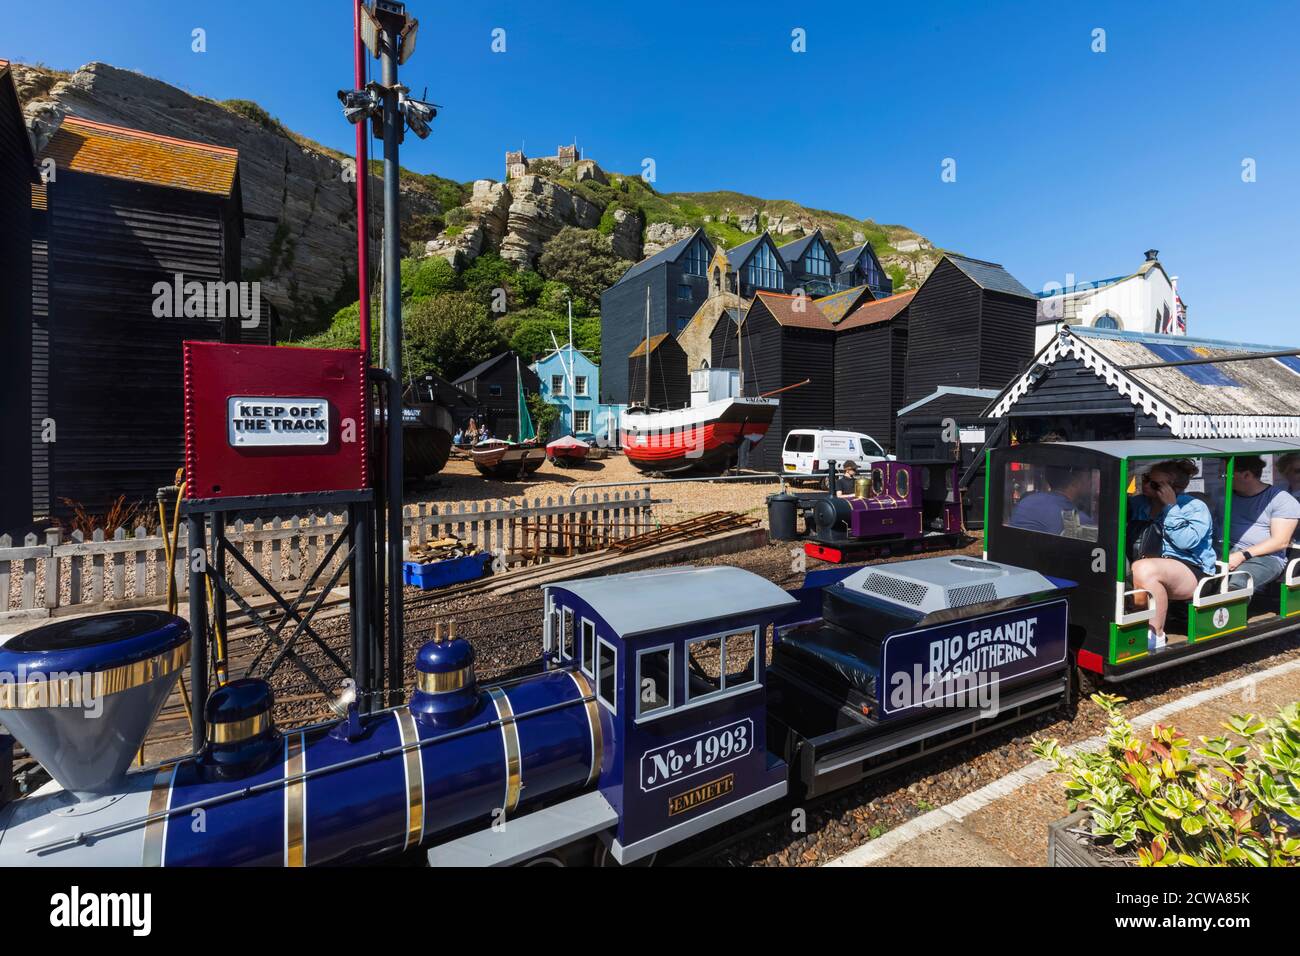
left=903, top=253, right=1037, bottom=405
left=33, top=116, right=244, bottom=518
left=985, top=326, right=1300, bottom=444
left=733, top=292, right=837, bottom=472
left=451, top=351, right=541, bottom=440
left=832, top=290, right=913, bottom=452
left=628, top=334, right=689, bottom=410
left=0, top=61, right=36, bottom=533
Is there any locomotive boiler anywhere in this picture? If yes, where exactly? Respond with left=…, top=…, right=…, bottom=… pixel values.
left=0, top=613, right=600, bottom=866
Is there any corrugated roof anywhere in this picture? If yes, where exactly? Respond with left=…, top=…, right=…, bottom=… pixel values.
left=814, top=284, right=874, bottom=324
left=40, top=116, right=239, bottom=196
left=745, top=292, right=835, bottom=331
left=836, top=290, right=916, bottom=330
left=629, top=333, right=671, bottom=358
left=610, top=228, right=708, bottom=287
left=942, top=253, right=1035, bottom=299
left=988, top=327, right=1300, bottom=438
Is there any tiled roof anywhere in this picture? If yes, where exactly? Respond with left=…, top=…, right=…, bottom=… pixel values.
left=40, top=116, right=239, bottom=196
left=836, top=290, right=916, bottom=330
left=942, top=253, right=1035, bottom=299
left=629, top=333, right=671, bottom=358
left=610, top=228, right=708, bottom=287
left=813, top=284, right=873, bottom=324
left=745, top=292, right=835, bottom=331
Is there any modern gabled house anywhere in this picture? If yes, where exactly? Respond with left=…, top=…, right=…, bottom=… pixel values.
left=0, top=60, right=37, bottom=533
left=775, top=229, right=841, bottom=297
left=726, top=232, right=789, bottom=299
left=835, top=242, right=893, bottom=299
left=599, top=228, right=715, bottom=403
left=903, top=252, right=1038, bottom=405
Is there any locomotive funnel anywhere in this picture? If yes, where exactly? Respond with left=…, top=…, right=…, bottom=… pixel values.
left=0, top=611, right=189, bottom=800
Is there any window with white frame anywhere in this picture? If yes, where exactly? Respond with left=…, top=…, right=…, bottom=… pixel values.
left=580, top=618, right=596, bottom=676
left=551, top=374, right=566, bottom=396
left=636, top=645, right=673, bottom=718
left=574, top=410, right=591, bottom=433
left=686, top=627, right=759, bottom=702
left=597, top=639, right=617, bottom=711
left=561, top=607, right=574, bottom=660
left=573, top=375, right=588, bottom=396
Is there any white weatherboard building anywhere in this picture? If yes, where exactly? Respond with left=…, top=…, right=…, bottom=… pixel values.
left=1034, top=249, right=1186, bottom=351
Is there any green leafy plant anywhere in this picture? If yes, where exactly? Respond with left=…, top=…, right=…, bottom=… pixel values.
left=1032, top=694, right=1300, bottom=866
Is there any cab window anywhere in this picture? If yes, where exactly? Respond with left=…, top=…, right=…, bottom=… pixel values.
left=636, top=645, right=673, bottom=718
left=1004, top=462, right=1100, bottom=542
left=686, top=627, right=759, bottom=702
left=597, top=639, right=617, bottom=711
left=561, top=607, right=575, bottom=659
left=580, top=618, right=596, bottom=676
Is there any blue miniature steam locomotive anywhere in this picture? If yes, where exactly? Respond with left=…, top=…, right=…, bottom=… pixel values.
left=0, top=555, right=1074, bottom=866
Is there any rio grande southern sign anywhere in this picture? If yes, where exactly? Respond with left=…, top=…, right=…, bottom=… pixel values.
left=228, top=397, right=330, bottom=447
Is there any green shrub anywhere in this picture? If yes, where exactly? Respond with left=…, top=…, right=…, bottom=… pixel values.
left=1033, top=694, right=1300, bottom=867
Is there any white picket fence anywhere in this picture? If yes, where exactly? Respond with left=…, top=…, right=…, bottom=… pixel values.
left=0, top=489, right=659, bottom=625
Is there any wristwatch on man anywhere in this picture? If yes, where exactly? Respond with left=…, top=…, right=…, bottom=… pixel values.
left=1237, top=550, right=1254, bottom=562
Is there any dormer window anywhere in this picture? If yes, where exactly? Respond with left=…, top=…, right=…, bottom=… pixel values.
left=746, top=242, right=785, bottom=291
left=804, top=239, right=832, bottom=277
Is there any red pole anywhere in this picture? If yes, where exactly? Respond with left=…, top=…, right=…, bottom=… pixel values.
left=354, top=0, right=371, bottom=357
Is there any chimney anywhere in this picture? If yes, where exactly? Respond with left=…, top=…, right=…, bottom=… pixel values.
left=1144, top=249, right=1159, bottom=262
left=0, top=611, right=189, bottom=801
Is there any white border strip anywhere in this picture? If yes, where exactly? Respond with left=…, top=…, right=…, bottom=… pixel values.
left=824, top=655, right=1300, bottom=867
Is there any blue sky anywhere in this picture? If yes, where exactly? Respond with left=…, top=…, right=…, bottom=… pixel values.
left=12, top=0, right=1300, bottom=344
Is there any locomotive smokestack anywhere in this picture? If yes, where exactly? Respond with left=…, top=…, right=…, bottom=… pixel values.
left=0, top=611, right=189, bottom=801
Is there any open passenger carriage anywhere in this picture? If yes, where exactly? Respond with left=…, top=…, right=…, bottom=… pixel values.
left=986, top=439, right=1300, bottom=681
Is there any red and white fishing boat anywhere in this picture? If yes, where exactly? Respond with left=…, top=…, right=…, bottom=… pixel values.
left=546, top=434, right=590, bottom=467
left=621, top=394, right=777, bottom=474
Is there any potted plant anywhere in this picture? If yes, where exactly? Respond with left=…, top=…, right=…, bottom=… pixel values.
left=1033, top=694, right=1300, bottom=867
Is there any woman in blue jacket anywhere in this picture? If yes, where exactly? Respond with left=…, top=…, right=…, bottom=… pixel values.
left=1130, top=459, right=1217, bottom=649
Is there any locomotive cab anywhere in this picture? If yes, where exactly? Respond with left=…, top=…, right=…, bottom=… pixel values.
left=543, top=566, right=797, bottom=864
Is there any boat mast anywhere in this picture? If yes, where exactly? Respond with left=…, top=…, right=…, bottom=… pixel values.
left=644, top=285, right=651, bottom=409
left=568, top=298, right=576, bottom=431
left=738, top=308, right=744, bottom=396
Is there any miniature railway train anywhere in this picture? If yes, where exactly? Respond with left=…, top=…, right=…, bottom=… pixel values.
left=2, top=437, right=1297, bottom=865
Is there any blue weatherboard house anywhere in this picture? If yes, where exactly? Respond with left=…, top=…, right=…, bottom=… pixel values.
left=531, top=345, right=622, bottom=444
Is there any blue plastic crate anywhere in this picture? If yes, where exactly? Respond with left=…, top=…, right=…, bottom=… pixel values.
left=402, top=552, right=492, bottom=590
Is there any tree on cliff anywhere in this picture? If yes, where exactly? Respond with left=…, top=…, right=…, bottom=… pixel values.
left=538, top=227, right=632, bottom=306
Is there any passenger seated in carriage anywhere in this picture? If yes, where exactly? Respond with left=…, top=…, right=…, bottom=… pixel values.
left=1226, top=455, right=1300, bottom=588
left=1128, top=459, right=1217, bottom=649
left=1008, top=465, right=1097, bottom=538
left=1278, top=452, right=1300, bottom=509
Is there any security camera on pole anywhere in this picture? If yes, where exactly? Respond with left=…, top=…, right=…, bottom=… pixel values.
left=338, top=1, right=438, bottom=704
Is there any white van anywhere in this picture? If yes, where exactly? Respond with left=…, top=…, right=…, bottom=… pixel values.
left=781, top=429, right=891, bottom=477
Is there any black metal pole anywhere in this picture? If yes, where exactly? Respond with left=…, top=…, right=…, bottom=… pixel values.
left=349, top=500, right=372, bottom=713
left=380, top=26, right=404, bottom=705
left=186, top=514, right=209, bottom=753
